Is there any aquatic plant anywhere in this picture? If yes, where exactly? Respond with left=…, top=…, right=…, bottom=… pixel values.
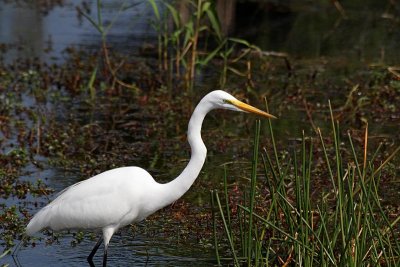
left=148, top=0, right=224, bottom=90
left=0, top=248, right=10, bottom=261
left=77, top=0, right=140, bottom=94
left=78, top=0, right=288, bottom=93
left=148, top=0, right=272, bottom=91
left=212, top=103, right=400, bottom=266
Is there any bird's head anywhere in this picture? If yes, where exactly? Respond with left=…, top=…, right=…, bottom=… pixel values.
left=205, top=90, right=277, bottom=119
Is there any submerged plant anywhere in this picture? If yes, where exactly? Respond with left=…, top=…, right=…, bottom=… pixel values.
left=212, top=103, right=400, bottom=266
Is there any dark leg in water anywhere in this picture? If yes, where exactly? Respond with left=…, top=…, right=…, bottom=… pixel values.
left=87, top=237, right=103, bottom=266
left=102, top=244, right=108, bottom=267
left=12, top=236, right=25, bottom=267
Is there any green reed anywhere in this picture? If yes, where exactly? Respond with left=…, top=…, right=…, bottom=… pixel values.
left=79, top=0, right=139, bottom=93
left=212, top=105, right=400, bottom=266
left=81, top=0, right=265, bottom=92
left=148, top=0, right=264, bottom=91
left=148, top=0, right=222, bottom=90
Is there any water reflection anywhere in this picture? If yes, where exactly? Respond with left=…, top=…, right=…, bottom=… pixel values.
left=10, top=231, right=214, bottom=266
left=0, top=3, right=44, bottom=60
left=1, top=1, right=398, bottom=63
left=0, top=0, right=156, bottom=63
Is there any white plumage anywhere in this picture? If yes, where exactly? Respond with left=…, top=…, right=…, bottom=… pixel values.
left=27, top=167, right=156, bottom=233
left=26, top=90, right=276, bottom=266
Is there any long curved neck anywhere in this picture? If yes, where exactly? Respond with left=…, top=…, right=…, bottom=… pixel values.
left=160, top=100, right=211, bottom=206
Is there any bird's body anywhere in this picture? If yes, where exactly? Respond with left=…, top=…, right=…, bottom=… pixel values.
left=26, top=90, right=275, bottom=266
left=27, top=167, right=158, bottom=233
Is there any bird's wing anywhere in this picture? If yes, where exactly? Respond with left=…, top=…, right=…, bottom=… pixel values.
left=27, top=167, right=152, bottom=234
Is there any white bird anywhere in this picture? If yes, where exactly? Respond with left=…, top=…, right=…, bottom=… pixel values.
left=26, top=90, right=276, bottom=266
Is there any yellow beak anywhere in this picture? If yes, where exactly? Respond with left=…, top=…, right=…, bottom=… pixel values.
left=228, top=99, right=277, bottom=119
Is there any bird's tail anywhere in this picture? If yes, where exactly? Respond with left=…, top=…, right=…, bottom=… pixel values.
left=26, top=207, right=50, bottom=236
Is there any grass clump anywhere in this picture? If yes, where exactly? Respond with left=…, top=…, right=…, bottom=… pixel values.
left=148, top=0, right=268, bottom=91
left=212, top=104, right=400, bottom=266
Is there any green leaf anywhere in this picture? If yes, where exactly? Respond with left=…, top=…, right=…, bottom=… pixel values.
left=0, top=249, right=11, bottom=259
left=201, top=2, right=211, bottom=14
left=88, top=66, right=98, bottom=100
left=206, top=9, right=222, bottom=40
left=198, top=25, right=208, bottom=32
left=183, top=21, right=194, bottom=45
left=228, top=37, right=251, bottom=47
left=78, top=8, right=103, bottom=34
left=198, top=39, right=226, bottom=66
left=148, top=0, right=160, bottom=21
left=165, top=2, right=180, bottom=27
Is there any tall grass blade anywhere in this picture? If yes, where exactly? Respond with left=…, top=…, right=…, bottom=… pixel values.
left=247, top=120, right=261, bottom=265
left=215, top=191, right=239, bottom=266
left=205, top=8, right=222, bottom=40
left=210, top=190, right=221, bottom=266
left=373, top=145, right=400, bottom=176
left=223, top=166, right=232, bottom=238
left=88, top=66, right=98, bottom=100
left=164, top=2, right=180, bottom=27
left=212, top=102, right=399, bottom=266
left=238, top=205, right=315, bottom=255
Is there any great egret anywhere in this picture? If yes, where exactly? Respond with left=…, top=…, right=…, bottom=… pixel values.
left=26, top=90, right=276, bottom=266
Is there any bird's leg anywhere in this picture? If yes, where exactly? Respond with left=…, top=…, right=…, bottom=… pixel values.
left=102, top=245, right=108, bottom=267
left=101, top=227, right=114, bottom=267
left=87, top=237, right=103, bottom=264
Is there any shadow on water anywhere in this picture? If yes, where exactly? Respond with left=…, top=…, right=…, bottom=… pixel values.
left=233, top=0, right=400, bottom=63
left=0, top=0, right=399, bottom=266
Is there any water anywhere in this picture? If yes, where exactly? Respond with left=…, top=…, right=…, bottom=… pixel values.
left=0, top=0, right=156, bottom=63
left=12, top=232, right=214, bottom=266
left=2, top=1, right=399, bottom=64
left=234, top=0, right=400, bottom=64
